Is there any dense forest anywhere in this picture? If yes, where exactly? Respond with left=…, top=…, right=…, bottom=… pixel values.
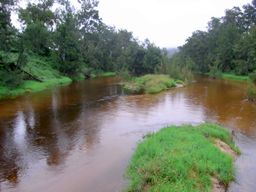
left=0, top=0, right=169, bottom=89
left=173, top=0, right=256, bottom=78
left=1, top=0, right=256, bottom=92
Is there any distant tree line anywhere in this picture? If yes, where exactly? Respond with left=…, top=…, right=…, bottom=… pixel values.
left=171, top=0, right=256, bottom=77
left=0, top=0, right=169, bottom=86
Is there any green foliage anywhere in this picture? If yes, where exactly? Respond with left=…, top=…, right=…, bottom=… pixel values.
left=167, top=53, right=194, bottom=83
left=118, top=69, right=132, bottom=81
left=97, top=72, right=116, bottom=77
left=249, top=70, right=256, bottom=83
left=179, top=2, right=256, bottom=77
left=222, top=73, right=249, bottom=81
left=247, top=82, right=256, bottom=102
left=126, top=123, right=238, bottom=192
left=23, top=55, right=64, bottom=80
left=54, top=12, right=82, bottom=75
left=123, top=74, right=180, bottom=94
left=0, top=0, right=185, bottom=98
left=19, top=0, right=55, bottom=56
left=0, top=0, right=16, bottom=51
left=0, top=52, right=73, bottom=99
left=0, top=51, right=25, bottom=87
left=142, top=40, right=162, bottom=74
left=0, top=70, right=23, bottom=87
left=209, top=61, right=222, bottom=79
left=0, top=77, right=71, bottom=99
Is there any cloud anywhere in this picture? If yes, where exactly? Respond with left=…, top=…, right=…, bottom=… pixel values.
left=98, top=0, right=252, bottom=47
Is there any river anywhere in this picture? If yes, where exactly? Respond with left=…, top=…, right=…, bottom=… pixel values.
left=0, top=76, right=256, bottom=192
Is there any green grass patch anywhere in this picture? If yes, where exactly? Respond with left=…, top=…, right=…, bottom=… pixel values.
left=0, top=54, right=72, bottom=100
left=23, top=55, right=65, bottom=81
left=123, top=74, right=182, bottom=94
left=222, top=73, right=249, bottom=82
left=97, top=71, right=116, bottom=77
left=0, top=77, right=72, bottom=99
left=126, top=123, right=239, bottom=192
left=90, top=71, right=116, bottom=79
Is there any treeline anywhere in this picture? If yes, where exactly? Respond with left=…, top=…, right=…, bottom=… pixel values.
left=173, top=0, right=256, bottom=77
left=0, top=0, right=169, bottom=87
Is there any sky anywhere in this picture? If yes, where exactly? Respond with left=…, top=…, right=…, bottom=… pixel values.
left=98, top=0, right=252, bottom=48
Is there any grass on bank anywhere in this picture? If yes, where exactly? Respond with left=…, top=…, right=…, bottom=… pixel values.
left=126, top=123, right=239, bottom=192
left=97, top=71, right=116, bottom=77
left=123, top=74, right=183, bottom=94
left=0, top=55, right=72, bottom=99
left=0, top=77, right=71, bottom=100
left=222, top=73, right=249, bottom=82
left=0, top=53, right=116, bottom=100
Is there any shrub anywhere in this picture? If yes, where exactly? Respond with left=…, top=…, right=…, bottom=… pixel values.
left=0, top=70, right=24, bottom=87
left=249, top=70, right=256, bottom=83
left=209, top=62, right=222, bottom=79
left=247, top=82, right=256, bottom=102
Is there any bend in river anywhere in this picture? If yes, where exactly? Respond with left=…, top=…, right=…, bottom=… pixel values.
left=0, top=76, right=256, bottom=192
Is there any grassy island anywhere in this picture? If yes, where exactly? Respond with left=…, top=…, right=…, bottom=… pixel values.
left=126, top=123, right=239, bottom=192
left=123, top=74, right=184, bottom=94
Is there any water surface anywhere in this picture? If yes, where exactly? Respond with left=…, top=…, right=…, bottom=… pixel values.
left=0, top=76, right=256, bottom=192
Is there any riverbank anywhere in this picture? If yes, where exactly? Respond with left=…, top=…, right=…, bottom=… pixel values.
left=123, top=74, right=183, bottom=94
left=222, top=73, right=249, bottom=82
left=126, top=123, right=239, bottom=192
left=0, top=78, right=72, bottom=100
left=0, top=54, right=117, bottom=100
left=0, top=72, right=116, bottom=100
left=0, top=55, right=73, bottom=100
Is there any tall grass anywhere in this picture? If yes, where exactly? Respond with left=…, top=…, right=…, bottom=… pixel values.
left=126, top=123, right=239, bottom=192
left=222, top=73, right=249, bottom=82
left=123, top=74, right=182, bottom=94
left=0, top=54, right=72, bottom=99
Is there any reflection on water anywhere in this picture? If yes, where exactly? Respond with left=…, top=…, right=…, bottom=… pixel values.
left=0, top=76, right=256, bottom=192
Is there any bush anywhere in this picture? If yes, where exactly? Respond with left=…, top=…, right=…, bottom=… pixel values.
left=123, top=74, right=180, bottom=94
left=209, top=62, right=222, bottom=79
left=249, top=71, right=256, bottom=83
left=0, top=70, right=24, bottom=87
left=126, top=123, right=238, bottom=192
left=247, top=82, right=256, bottom=102
left=233, top=60, right=249, bottom=76
left=167, top=54, right=194, bottom=83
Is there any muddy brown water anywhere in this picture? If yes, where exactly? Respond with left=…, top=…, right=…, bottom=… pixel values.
left=0, top=76, right=256, bottom=192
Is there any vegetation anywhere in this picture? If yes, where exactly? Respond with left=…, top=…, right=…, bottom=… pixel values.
left=173, top=1, right=256, bottom=78
left=209, top=62, right=222, bottom=79
left=222, top=73, right=249, bottom=82
left=123, top=74, right=182, bottom=94
left=166, top=53, right=194, bottom=83
left=247, top=82, right=256, bottom=102
left=249, top=71, right=256, bottom=83
left=0, top=0, right=178, bottom=100
left=126, top=123, right=239, bottom=192
left=0, top=53, right=71, bottom=99
left=93, top=71, right=116, bottom=78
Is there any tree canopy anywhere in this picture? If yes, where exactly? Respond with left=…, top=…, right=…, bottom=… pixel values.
left=176, top=0, right=256, bottom=76
left=0, top=0, right=167, bottom=87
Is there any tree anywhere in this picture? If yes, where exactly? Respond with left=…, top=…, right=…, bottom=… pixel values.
left=19, top=0, right=55, bottom=56
left=234, top=26, right=256, bottom=74
left=143, top=40, right=162, bottom=73
left=0, top=0, right=16, bottom=51
left=54, top=12, right=82, bottom=75
left=181, top=31, right=210, bottom=72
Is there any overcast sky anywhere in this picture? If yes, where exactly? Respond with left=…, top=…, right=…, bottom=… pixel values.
left=98, top=0, right=252, bottom=48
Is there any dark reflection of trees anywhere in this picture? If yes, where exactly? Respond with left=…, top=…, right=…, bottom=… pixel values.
left=0, top=123, right=20, bottom=186
left=182, top=78, right=256, bottom=136
left=0, top=112, right=24, bottom=186
left=0, top=78, right=122, bottom=187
